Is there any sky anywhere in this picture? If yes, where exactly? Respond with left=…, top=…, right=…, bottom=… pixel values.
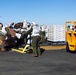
left=0, top=0, right=76, bottom=26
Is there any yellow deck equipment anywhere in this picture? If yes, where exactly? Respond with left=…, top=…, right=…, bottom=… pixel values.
left=12, top=44, right=30, bottom=54
left=65, top=21, right=76, bottom=52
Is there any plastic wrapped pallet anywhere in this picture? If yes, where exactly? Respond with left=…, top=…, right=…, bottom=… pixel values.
left=47, top=25, right=65, bottom=42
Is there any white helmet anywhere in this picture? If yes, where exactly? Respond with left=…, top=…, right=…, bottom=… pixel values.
left=32, top=22, right=36, bottom=25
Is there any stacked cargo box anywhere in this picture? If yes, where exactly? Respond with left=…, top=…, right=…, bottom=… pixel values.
left=47, top=25, right=65, bottom=43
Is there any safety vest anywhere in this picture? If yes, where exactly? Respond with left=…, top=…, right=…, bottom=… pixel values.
left=31, top=26, right=40, bottom=36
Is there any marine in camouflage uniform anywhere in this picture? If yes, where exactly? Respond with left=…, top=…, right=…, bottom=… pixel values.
left=0, top=23, right=6, bottom=51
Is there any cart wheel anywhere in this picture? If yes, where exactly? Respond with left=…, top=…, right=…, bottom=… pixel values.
left=66, top=42, right=70, bottom=52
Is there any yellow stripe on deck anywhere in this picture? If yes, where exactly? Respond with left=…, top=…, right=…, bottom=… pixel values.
left=40, top=45, right=66, bottom=50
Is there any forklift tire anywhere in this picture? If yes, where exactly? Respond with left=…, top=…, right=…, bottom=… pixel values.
left=66, top=42, right=70, bottom=52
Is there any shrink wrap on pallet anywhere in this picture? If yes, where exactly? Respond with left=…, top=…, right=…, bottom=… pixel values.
left=47, top=25, right=65, bottom=42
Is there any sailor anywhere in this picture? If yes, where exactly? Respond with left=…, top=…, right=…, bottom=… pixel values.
left=31, top=22, right=41, bottom=57
left=0, top=23, right=7, bottom=51
left=40, top=25, right=46, bottom=43
left=5, top=22, right=32, bottom=46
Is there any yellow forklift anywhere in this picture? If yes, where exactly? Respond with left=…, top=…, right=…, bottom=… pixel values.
left=65, top=21, right=76, bottom=52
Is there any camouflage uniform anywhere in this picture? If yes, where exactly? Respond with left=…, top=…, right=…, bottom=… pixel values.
left=0, top=23, right=6, bottom=51
left=0, top=33, right=6, bottom=51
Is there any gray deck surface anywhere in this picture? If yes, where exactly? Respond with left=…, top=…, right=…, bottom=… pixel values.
left=0, top=49, right=76, bottom=75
